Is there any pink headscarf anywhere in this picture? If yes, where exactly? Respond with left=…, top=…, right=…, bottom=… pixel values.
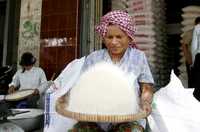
left=95, top=10, right=136, bottom=47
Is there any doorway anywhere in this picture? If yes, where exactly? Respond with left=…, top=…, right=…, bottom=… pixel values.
left=165, top=0, right=200, bottom=87
left=0, top=0, right=21, bottom=70
left=0, top=1, right=6, bottom=66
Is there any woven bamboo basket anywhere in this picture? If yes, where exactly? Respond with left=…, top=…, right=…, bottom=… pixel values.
left=5, top=89, right=35, bottom=101
left=56, top=95, right=147, bottom=123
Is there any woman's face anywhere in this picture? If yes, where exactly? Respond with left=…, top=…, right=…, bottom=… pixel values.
left=23, top=65, right=33, bottom=70
left=104, top=25, right=131, bottom=57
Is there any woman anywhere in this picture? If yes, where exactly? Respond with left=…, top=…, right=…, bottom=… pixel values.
left=72, top=10, right=154, bottom=131
left=8, top=52, right=47, bottom=108
left=44, top=10, right=154, bottom=132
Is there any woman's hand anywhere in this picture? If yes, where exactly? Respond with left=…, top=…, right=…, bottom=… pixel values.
left=8, top=86, right=16, bottom=94
left=140, top=83, right=154, bottom=116
left=140, top=99, right=152, bottom=116
left=33, top=89, right=39, bottom=95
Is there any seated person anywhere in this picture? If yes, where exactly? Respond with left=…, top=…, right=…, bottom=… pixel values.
left=68, top=10, right=154, bottom=132
left=8, top=52, right=47, bottom=108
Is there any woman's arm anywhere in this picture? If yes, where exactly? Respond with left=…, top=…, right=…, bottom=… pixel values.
left=8, top=71, right=20, bottom=94
left=140, top=83, right=154, bottom=116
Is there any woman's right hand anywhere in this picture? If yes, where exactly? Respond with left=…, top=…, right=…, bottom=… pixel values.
left=8, top=86, right=16, bottom=94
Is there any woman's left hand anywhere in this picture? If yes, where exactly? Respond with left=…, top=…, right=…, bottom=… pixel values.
left=140, top=100, right=152, bottom=116
left=140, top=83, right=154, bottom=116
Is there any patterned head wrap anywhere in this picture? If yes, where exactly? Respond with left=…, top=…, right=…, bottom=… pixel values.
left=95, top=10, right=136, bottom=47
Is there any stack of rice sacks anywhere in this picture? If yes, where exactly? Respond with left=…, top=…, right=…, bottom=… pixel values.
left=179, top=5, right=200, bottom=87
left=112, top=0, right=169, bottom=89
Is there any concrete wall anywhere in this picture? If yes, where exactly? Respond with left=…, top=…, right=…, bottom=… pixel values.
left=18, top=0, right=42, bottom=66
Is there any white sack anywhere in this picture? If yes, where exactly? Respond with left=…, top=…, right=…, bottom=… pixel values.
left=182, top=6, right=200, bottom=13
left=148, top=70, right=200, bottom=132
left=43, top=57, right=85, bottom=132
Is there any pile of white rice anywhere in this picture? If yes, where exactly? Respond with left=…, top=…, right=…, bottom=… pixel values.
left=66, top=62, right=139, bottom=115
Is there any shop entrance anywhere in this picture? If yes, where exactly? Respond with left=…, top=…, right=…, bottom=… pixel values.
left=0, top=1, right=6, bottom=66
left=165, top=0, right=200, bottom=87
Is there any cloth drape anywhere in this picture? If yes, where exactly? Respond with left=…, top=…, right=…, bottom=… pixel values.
left=44, top=57, right=85, bottom=132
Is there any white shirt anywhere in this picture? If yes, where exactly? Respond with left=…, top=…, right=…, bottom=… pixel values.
left=191, top=24, right=200, bottom=64
left=9, top=66, right=47, bottom=93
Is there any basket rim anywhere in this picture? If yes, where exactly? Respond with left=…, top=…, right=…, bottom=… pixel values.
left=56, top=96, right=147, bottom=123
left=5, top=89, right=35, bottom=101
